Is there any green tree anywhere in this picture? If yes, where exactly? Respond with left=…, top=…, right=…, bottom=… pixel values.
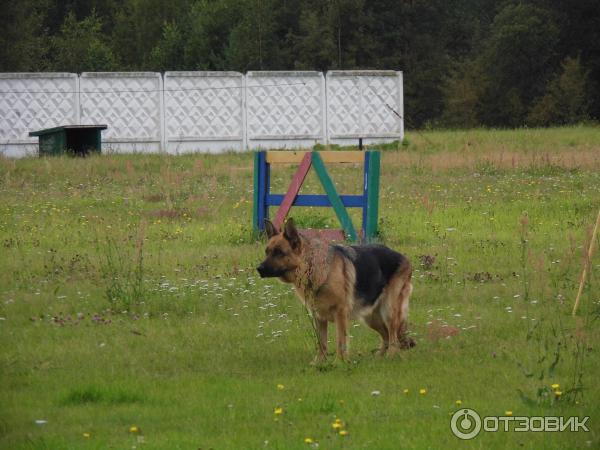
left=111, top=0, right=191, bottom=70
left=527, top=55, right=591, bottom=126
left=293, top=5, right=336, bottom=70
left=184, top=0, right=241, bottom=70
left=477, top=3, right=560, bottom=126
left=225, top=0, right=281, bottom=71
left=0, top=0, right=50, bottom=71
left=441, top=60, right=487, bottom=128
left=327, top=0, right=376, bottom=69
left=51, top=11, right=117, bottom=72
left=149, top=22, right=185, bottom=71
left=541, top=0, right=600, bottom=120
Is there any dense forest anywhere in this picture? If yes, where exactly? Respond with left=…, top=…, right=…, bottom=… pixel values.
left=1, top=0, right=598, bottom=128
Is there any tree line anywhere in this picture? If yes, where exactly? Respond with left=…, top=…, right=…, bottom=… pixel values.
left=1, top=0, right=598, bottom=129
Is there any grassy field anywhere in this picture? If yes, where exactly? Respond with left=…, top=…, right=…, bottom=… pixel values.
left=1, top=125, right=599, bottom=449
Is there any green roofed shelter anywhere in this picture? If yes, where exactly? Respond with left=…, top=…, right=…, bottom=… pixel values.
left=29, top=125, right=107, bottom=156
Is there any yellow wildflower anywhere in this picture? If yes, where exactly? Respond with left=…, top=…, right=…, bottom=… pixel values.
left=419, top=388, right=427, bottom=395
left=83, top=432, right=91, bottom=438
left=551, top=383, right=560, bottom=390
left=554, top=390, right=562, bottom=398
left=304, top=437, right=313, bottom=444
left=339, top=430, right=349, bottom=436
left=403, top=389, right=409, bottom=395
left=277, top=384, right=285, bottom=390
left=455, top=400, right=462, bottom=406
left=129, top=426, right=139, bottom=433
left=505, top=411, right=513, bottom=417
left=274, top=407, right=283, bottom=415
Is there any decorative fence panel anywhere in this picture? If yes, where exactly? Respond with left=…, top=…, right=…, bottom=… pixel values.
left=245, top=71, right=325, bottom=149
left=79, top=72, right=163, bottom=153
left=164, top=71, right=244, bottom=154
left=0, top=73, right=78, bottom=157
left=0, top=71, right=403, bottom=157
left=326, top=71, right=403, bottom=146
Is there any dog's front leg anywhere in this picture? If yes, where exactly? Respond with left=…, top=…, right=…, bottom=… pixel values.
left=312, top=317, right=328, bottom=364
left=335, top=309, right=349, bottom=361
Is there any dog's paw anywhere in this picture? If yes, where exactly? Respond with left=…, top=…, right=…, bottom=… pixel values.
left=310, top=354, right=328, bottom=366
left=332, top=355, right=350, bottom=366
left=372, top=346, right=388, bottom=356
left=400, top=337, right=416, bottom=349
left=386, top=341, right=414, bottom=356
left=386, top=345, right=400, bottom=357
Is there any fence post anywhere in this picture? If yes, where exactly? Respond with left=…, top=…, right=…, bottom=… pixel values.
left=75, top=74, right=81, bottom=125
left=365, top=151, right=380, bottom=241
left=253, top=151, right=269, bottom=234
left=397, top=71, right=404, bottom=141
left=321, top=72, right=328, bottom=145
left=362, top=151, right=370, bottom=241
left=159, top=72, right=166, bottom=153
left=242, top=73, right=248, bottom=151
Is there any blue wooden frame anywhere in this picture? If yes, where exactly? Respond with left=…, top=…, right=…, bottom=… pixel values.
left=253, top=150, right=379, bottom=242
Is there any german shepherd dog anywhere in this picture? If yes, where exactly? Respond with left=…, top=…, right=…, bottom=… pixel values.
left=257, top=218, right=414, bottom=362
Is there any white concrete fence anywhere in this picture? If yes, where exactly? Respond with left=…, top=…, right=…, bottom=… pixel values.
left=0, top=71, right=403, bottom=157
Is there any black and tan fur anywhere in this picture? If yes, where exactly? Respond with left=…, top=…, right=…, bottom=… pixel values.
left=257, top=218, right=414, bottom=362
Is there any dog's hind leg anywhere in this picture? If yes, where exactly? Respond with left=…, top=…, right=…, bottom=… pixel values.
left=386, top=266, right=413, bottom=356
left=312, top=317, right=328, bottom=364
left=334, top=309, right=349, bottom=361
left=364, top=309, right=389, bottom=355
left=396, top=280, right=415, bottom=349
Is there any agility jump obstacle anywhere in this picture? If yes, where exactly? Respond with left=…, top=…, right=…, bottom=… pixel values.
left=253, top=150, right=380, bottom=242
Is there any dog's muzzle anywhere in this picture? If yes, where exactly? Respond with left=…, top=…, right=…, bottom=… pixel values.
left=256, top=262, right=285, bottom=278
left=256, top=263, right=268, bottom=278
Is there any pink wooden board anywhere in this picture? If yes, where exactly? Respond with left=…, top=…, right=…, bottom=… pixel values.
left=272, top=152, right=312, bottom=230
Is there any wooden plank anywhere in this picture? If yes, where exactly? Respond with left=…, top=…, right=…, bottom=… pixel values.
left=365, top=151, right=380, bottom=241
left=311, top=152, right=358, bottom=241
left=267, top=194, right=364, bottom=208
left=321, top=151, right=364, bottom=164
left=272, top=153, right=312, bottom=231
left=266, top=151, right=364, bottom=164
left=265, top=151, right=306, bottom=164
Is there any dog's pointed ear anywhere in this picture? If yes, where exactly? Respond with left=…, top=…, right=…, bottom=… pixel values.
left=283, top=218, right=301, bottom=250
left=264, top=219, right=279, bottom=238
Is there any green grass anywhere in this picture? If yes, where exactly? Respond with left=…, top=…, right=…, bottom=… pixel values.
left=1, top=126, right=599, bottom=449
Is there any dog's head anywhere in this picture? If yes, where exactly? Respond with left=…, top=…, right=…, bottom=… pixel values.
left=257, top=218, right=302, bottom=279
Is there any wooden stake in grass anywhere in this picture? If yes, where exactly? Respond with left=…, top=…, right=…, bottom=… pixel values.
left=572, top=209, right=600, bottom=316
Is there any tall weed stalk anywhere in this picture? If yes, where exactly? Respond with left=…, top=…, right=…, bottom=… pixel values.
left=98, top=222, right=146, bottom=312
left=516, top=215, right=591, bottom=406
